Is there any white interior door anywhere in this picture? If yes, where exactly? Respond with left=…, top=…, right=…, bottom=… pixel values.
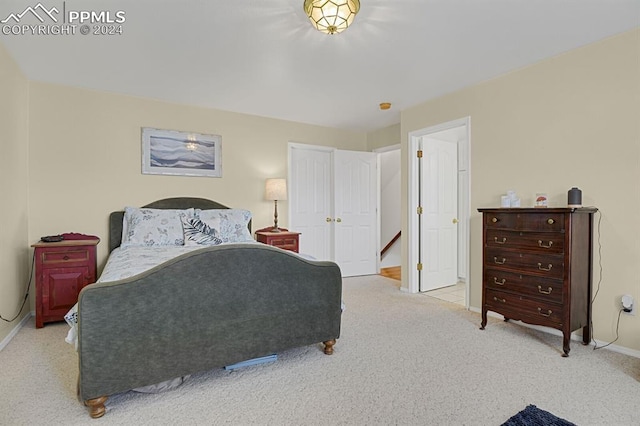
left=420, top=137, right=458, bottom=291
left=289, top=144, right=378, bottom=277
left=289, top=145, right=332, bottom=260
left=334, top=150, right=378, bottom=277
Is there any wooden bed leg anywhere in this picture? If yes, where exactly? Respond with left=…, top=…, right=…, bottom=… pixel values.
left=323, top=339, right=336, bottom=355
left=85, top=396, right=108, bottom=418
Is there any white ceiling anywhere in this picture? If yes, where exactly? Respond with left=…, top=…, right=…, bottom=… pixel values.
left=1, top=0, right=639, bottom=132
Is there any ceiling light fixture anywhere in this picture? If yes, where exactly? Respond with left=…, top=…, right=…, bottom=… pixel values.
left=303, top=0, right=360, bottom=35
left=379, top=102, right=391, bottom=110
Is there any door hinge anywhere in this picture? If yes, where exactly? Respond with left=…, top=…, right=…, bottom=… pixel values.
left=417, top=206, right=423, bottom=215
left=417, top=263, right=423, bottom=271
left=417, top=150, right=423, bottom=158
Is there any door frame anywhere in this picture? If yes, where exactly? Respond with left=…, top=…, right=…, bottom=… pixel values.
left=407, top=117, right=471, bottom=307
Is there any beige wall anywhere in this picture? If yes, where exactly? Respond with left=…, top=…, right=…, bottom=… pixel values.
left=27, top=83, right=367, bottom=269
left=400, top=29, right=640, bottom=352
left=367, top=123, right=401, bottom=151
left=0, top=43, right=30, bottom=343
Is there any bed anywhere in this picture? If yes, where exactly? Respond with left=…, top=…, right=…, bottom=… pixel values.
left=69, top=197, right=342, bottom=418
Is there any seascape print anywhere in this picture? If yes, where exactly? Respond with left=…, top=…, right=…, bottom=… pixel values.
left=149, top=136, right=216, bottom=170
left=142, top=128, right=222, bottom=177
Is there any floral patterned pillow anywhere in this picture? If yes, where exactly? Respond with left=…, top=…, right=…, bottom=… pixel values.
left=183, top=209, right=253, bottom=246
left=121, top=207, right=194, bottom=247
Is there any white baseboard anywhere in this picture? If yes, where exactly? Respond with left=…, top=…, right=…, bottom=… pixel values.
left=0, top=311, right=33, bottom=352
left=469, top=306, right=640, bottom=359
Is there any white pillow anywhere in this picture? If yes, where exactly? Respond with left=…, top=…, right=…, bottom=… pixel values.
left=121, top=207, right=194, bottom=247
left=184, top=209, right=253, bottom=246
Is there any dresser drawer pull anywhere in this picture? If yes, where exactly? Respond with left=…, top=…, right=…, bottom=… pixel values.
left=494, top=237, right=507, bottom=244
left=493, top=257, right=506, bottom=265
left=493, top=277, right=506, bottom=285
left=547, top=218, right=555, bottom=225
left=493, top=296, right=506, bottom=303
left=491, top=217, right=498, bottom=223
left=537, top=263, right=553, bottom=271
left=537, top=286, right=553, bottom=295
left=537, top=240, right=553, bottom=248
left=537, top=308, right=553, bottom=317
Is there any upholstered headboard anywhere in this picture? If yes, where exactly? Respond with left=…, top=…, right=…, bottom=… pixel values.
left=108, top=197, right=235, bottom=253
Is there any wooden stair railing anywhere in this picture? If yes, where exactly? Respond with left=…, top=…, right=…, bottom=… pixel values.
left=381, top=231, right=401, bottom=257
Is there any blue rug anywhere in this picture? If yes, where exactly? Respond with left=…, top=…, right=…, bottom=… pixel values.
left=502, top=405, right=576, bottom=426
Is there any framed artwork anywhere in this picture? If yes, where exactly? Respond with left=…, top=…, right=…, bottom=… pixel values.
left=141, top=127, right=222, bottom=177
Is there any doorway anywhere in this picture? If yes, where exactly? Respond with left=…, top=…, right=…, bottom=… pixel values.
left=407, top=117, right=470, bottom=309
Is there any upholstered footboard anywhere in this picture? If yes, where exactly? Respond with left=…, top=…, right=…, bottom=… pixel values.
left=76, top=243, right=341, bottom=417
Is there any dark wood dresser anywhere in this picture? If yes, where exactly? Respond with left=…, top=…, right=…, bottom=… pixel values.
left=478, top=207, right=597, bottom=356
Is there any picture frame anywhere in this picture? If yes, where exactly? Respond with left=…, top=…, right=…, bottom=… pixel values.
left=141, top=127, right=222, bottom=177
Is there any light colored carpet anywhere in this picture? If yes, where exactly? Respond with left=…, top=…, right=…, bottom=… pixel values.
left=1, top=275, right=639, bottom=425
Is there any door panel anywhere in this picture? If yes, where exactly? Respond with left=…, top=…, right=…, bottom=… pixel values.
left=290, top=145, right=378, bottom=277
left=420, top=137, right=458, bottom=291
left=335, top=150, right=377, bottom=277
left=290, top=147, right=332, bottom=260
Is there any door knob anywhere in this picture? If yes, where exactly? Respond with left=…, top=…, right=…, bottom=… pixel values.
left=326, top=217, right=333, bottom=222
left=452, top=218, right=459, bottom=224
left=336, top=218, right=342, bottom=223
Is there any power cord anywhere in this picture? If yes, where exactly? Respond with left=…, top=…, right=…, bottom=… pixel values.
left=589, top=210, right=604, bottom=350
left=0, top=251, right=35, bottom=323
left=588, top=210, right=624, bottom=351
left=593, top=308, right=623, bottom=351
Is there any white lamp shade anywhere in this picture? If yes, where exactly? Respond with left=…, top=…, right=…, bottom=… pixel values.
left=265, top=178, right=287, bottom=201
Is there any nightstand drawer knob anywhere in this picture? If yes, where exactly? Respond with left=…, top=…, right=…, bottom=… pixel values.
left=547, top=218, right=555, bottom=225
left=491, top=217, right=498, bottom=223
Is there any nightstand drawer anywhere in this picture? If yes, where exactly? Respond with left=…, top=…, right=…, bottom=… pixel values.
left=42, top=249, right=90, bottom=264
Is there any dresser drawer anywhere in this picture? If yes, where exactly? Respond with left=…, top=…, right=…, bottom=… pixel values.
left=485, top=288, right=563, bottom=326
left=485, top=248, right=564, bottom=279
left=41, top=248, right=90, bottom=264
left=484, top=268, right=563, bottom=304
left=484, top=213, right=516, bottom=229
left=516, top=213, right=565, bottom=232
left=485, top=229, right=565, bottom=253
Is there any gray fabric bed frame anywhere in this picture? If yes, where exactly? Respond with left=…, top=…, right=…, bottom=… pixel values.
left=77, top=198, right=342, bottom=418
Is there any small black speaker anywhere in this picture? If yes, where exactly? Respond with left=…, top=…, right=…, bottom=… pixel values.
left=568, top=187, right=582, bottom=208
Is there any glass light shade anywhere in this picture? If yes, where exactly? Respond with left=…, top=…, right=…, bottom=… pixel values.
left=265, top=178, right=287, bottom=201
left=304, top=0, right=360, bottom=35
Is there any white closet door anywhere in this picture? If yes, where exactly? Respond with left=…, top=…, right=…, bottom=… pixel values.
left=289, top=145, right=333, bottom=261
left=289, top=144, right=378, bottom=277
left=334, top=150, right=378, bottom=277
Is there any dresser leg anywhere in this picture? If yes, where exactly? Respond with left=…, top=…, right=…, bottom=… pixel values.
left=581, top=324, right=591, bottom=345
left=480, top=309, right=487, bottom=330
left=562, top=333, right=570, bottom=357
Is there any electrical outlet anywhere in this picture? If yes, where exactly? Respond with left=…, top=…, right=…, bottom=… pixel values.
left=621, top=294, right=636, bottom=315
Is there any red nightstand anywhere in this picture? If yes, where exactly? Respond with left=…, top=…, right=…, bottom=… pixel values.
left=255, top=227, right=301, bottom=253
left=31, top=238, right=99, bottom=328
